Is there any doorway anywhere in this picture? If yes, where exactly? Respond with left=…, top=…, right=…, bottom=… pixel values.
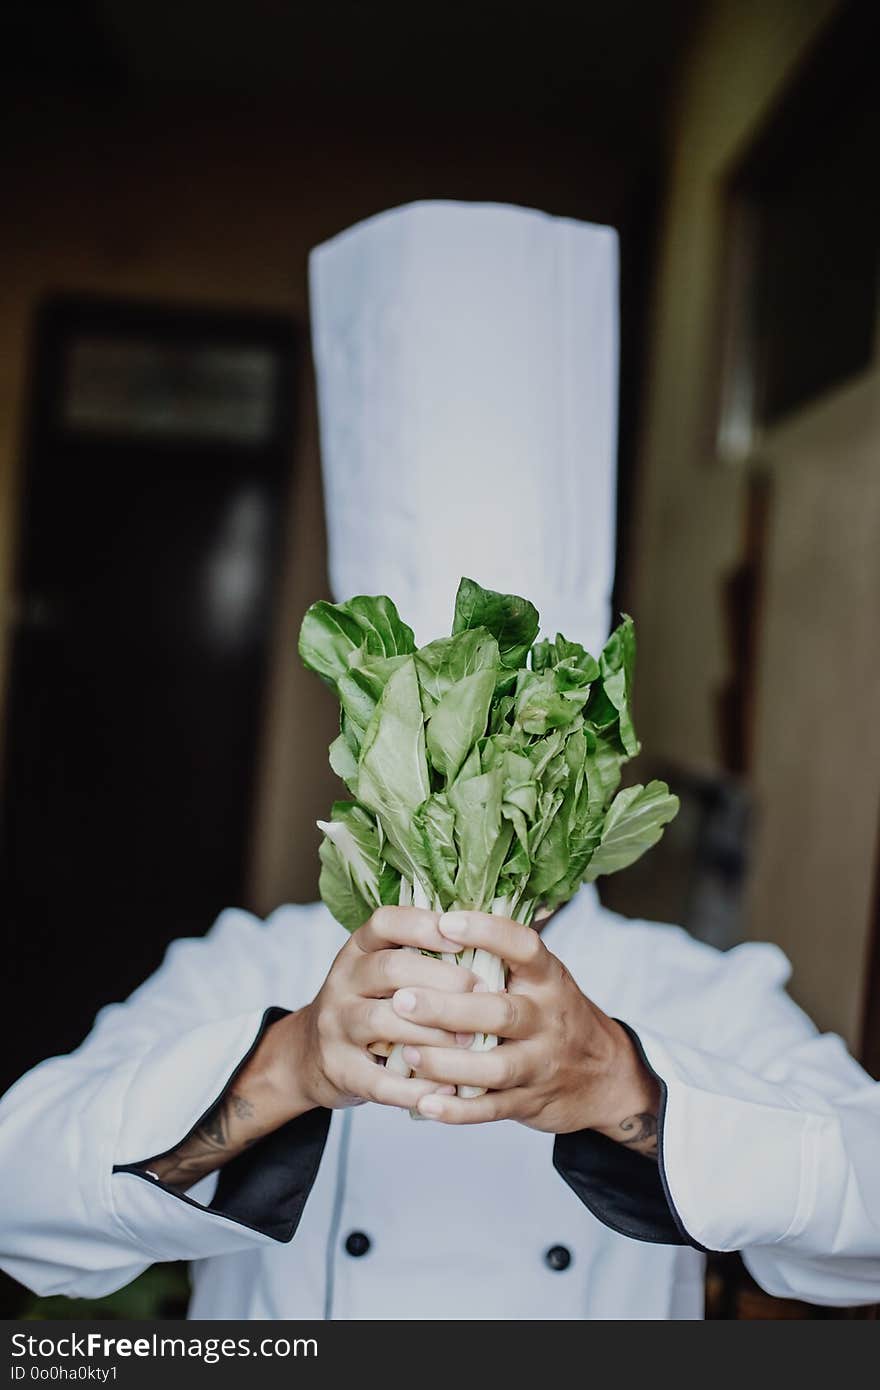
left=0, top=295, right=300, bottom=1096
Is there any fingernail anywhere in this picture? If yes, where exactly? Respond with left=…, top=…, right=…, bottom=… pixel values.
left=456, top=1032, right=474, bottom=1047
left=436, top=1085, right=456, bottom=1096
left=394, top=989, right=417, bottom=1014
left=474, top=979, right=489, bottom=993
left=419, top=1094, right=444, bottom=1117
left=439, top=911, right=470, bottom=941
left=402, top=1046, right=421, bottom=1066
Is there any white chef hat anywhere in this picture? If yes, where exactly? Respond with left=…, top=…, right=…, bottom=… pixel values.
left=309, top=200, right=619, bottom=655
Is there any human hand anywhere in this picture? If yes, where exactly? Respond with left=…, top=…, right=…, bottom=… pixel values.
left=288, top=907, right=478, bottom=1114
left=389, top=910, right=659, bottom=1151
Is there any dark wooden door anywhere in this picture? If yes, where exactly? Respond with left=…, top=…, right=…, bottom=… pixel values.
left=1, top=297, right=299, bottom=1096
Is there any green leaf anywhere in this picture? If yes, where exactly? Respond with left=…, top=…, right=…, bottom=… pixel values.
left=318, top=839, right=371, bottom=932
left=448, top=768, right=514, bottom=910
left=584, top=734, right=623, bottom=815
left=299, top=602, right=366, bottom=689
left=488, top=747, right=537, bottom=870
left=328, top=732, right=359, bottom=792
left=479, top=731, right=528, bottom=768
left=528, top=784, right=565, bottom=857
left=584, top=683, right=621, bottom=735
left=494, top=873, right=520, bottom=904
left=532, top=633, right=600, bottom=684
left=340, top=710, right=361, bottom=754
left=554, top=656, right=597, bottom=692
left=338, top=654, right=411, bottom=742
left=530, top=638, right=553, bottom=673
left=317, top=802, right=400, bottom=932
left=336, top=669, right=379, bottom=740
left=453, top=577, right=539, bottom=671
left=526, top=764, right=585, bottom=899
left=527, top=728, right=568, bottom=779
left=415, top=629, right=500, bottom=715
left=539, top=731, right=606, bottom=903
left=599, top=615, right=639, bottom=756
left=412, top=793, right=458, bottom=909
left=306, top=585, right=672, bottom=929
left=526, top=816, right=569, bottom=897
left=502, top=839, right=530, bottom=878
left=488, top=693, right=516, bottom=734
left=513, top=669, right=590, bottom=734
left=453, top=742, right=483, bottom=785
left=500, top=750, right=538, bottom=819
left=344, top=595, right=417, bottom=659
left=357, top=658, right=431, bottom=872
left=378, top=861, right=403, bottom=905
left=544, top=815, right=603, bottom=906
left=526, top=730, right=587, bottom=899
left=299, top=594, right=415, bottom=690
left=426, top=668, right=495, bottom=782
left=585, top=781, right=679, bottom=881
left=555, top=634, right=601, bottom=678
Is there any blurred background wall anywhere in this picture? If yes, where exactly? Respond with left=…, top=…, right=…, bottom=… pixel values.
left=1, top=0, right=878, bottom=1320
left=625, top=0, right=879, bottom=1071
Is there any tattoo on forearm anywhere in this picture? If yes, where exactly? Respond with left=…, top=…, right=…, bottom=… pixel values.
left=145, top=1091, right=258, bottom=1191
left=230, top=1093, right=255, bottom=1121
left=618, top=1111, right=658, bottom=1160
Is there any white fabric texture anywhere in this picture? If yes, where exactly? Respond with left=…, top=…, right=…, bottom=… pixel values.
left=309, top=200, right=619, bottom=653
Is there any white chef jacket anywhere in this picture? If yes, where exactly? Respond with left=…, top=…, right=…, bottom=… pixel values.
left=1, top=885, right=879, bottom=1320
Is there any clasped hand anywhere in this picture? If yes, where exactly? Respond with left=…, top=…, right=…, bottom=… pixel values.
left=294, top=906, right=657, bottom=1139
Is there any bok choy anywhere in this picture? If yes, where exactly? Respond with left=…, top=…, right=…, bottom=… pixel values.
left=300, top=578, right=678, bottom=1095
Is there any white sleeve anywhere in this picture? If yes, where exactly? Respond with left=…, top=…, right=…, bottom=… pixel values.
left=0, top=906, right=330, bottom=1299
left=631, top=940, right=880, bottom=1306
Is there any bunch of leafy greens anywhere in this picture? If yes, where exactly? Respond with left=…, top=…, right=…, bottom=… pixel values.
left=299, top=578, right=678, bottom=1088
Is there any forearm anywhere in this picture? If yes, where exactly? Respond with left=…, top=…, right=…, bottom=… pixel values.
left=147, top=1011, right=314, bottom=1190
left=588, top=1021, right=660, bottom=1160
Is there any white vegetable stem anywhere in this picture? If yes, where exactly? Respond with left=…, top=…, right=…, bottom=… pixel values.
left=385, top=876, right=430, bottom=1078
left=385, top=885, right=529, bottom=1107
left=457, top=895, right=510, bottom=1098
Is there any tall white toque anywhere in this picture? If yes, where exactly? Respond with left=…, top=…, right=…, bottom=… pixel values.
left=309, top=200, right=619, bottom=655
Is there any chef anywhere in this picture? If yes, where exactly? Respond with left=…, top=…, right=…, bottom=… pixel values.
left=1, top=203, right=879, bottom=1321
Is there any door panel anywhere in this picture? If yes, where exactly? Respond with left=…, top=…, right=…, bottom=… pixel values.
left=747, top=369, right=880, bottom=1049
left=1, top=297, right=299, bottom=1094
